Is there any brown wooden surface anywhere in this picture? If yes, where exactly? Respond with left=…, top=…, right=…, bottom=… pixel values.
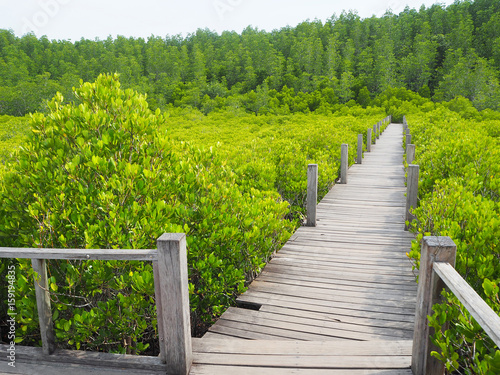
left=196, top=123, right=417, bottom=373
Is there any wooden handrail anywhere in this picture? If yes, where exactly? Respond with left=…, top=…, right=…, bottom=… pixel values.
left=0, top=234, right=193, bottom=375
left=412, top=236, right=500, bottom=375
left=0, top=247, right=157, bottom=260
left=434, top=262, right=500, bottom=347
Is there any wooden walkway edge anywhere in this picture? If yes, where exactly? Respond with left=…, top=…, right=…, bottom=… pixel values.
left=191, top=123, right=416, bottom=374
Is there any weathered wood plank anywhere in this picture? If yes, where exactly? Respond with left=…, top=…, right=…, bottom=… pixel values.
left=0, top=247, right=157, bottom=260
left=190, top=366, right=414, bottom=375
left=218, top=308, right=411, bottom=340
left=193, top=353, right=411, bottom=369
left=193, top=337, right=412, bottom=355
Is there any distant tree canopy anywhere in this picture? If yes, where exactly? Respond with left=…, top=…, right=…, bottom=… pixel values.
left=1, top=0, right=500, bottom=115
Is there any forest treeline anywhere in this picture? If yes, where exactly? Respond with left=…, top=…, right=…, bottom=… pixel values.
left=1, top=0, right=500, bottom=116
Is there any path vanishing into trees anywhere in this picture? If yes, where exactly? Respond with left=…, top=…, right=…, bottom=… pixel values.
left=190, top=123, right=417, bottom=374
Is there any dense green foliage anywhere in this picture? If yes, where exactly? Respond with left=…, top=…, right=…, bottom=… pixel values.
left=164, top=106, right=384, bottom=219
left=406, top=102, right=500, bottom=373
left=1, top=0, right=500, bottom=116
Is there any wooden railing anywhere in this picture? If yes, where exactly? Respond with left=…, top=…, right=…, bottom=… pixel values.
left=306, top=115, right=392, bottom=227
left=411, top=236, right=500, bottom=375
left=0, top=233, right=192, bottom=374
left=403, top=116, right=499, bottom=374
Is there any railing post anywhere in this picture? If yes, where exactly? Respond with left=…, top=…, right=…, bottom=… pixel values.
left=367, top=129, right=372, bottom=152
left=376, top=122, right=380, bottom=139
left=340, top=143, right=348, bottom=184
left=155, top=233, right=192, bottom=374
left=406, top=144, right=416, bottom=164
left=306, top=164, right=318, bottom=227
left=406, top=134, right=412, bottom=147
left=32, top=259, right=56, bottom=355
left=357, top=134, right=363, bottom=164
left=412, top=237, right=457, bottom=375
left=373, top=124, right=377, bottom=143
left=405, top=164, right=419, bottom=230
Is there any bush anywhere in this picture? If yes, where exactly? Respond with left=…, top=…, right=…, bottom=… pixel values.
left=0, top=74, right=293, bottom=353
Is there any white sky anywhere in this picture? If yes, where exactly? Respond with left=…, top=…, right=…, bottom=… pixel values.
left=1, top=0, right=455, bottom=41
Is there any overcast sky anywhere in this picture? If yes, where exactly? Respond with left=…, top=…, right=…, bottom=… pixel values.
left=1, top=0, right=455, bottom=41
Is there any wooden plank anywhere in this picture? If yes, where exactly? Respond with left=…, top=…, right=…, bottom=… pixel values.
left=240, top=287, right=415, bottom=317
left=259, top=266, right=418, bottom=292
left=255, top=302, right=415, bottom=331
left=193, top=337, right=412, bottom=355
left=434, top=262, right=500, bottom=347
left=210, top=319, right=354, bottom=341
left=0, top=344, right=165, bottom=371
left=237, top=292, right=415, bottom=323
left=258, top=305, right=414, bottom=335
left=246, top=281, right=416, bottom=310
left=260, top=263, right=418, bottom=288
left=0, top=247, right=157, bottom=261
left=257, top=275, right=416, bottom=301
left=190, top=365, right=414, bottom=375
left=193, top=353, right=411, bottom=369
left=219, top=308, right=411, bottom=340
left=268, top=256, right=415, bottom=278
left=206, top=324, right=295, bottom=340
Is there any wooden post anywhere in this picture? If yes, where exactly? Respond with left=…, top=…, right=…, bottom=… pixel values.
left=357, top=134, right=363, bottom=164
left=376, top=122, right=380, bottom=139
left=406, top=144, right=416, bottom=165
left=405, top=164, right=419, bottom=230
left=340, top=144, right=348, bottom=184
left=155, top=233, right=192, bottom=374
left=31, top=259, right=56, bottom=355
left=412, top=237, right=457, bottom=375
left=373, top=124, right=377, bottom=143
left=406, top=134, right=412, bottom=147
left=306, top=164, right=318, bottom=227
left=367, top=129, right=372, bottom=152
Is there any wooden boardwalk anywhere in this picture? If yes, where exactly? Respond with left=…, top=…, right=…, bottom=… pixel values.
left=190, top=123, right=417, bottom=374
